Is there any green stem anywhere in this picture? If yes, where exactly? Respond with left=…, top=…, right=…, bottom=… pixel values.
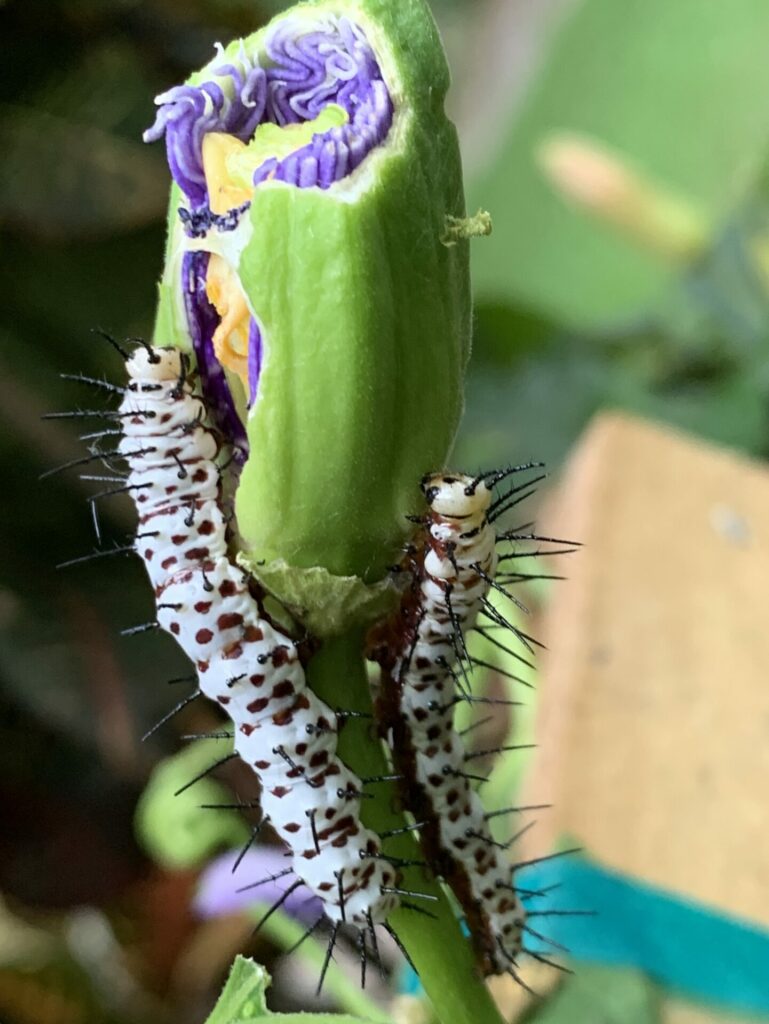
left=307, top=630, right=506, bottom=1024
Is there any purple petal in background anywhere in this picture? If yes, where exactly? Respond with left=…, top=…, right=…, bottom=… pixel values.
left=195, top=848, right=323, bottom=924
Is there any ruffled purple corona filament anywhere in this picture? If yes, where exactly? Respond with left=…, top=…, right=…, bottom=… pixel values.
left=144, top=43, right=267, bottom=209
left=255, top=15, right=393, bottom=188
left=146, top=15, right=393, bottom=442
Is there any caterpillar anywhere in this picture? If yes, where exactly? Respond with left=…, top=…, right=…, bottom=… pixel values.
left=368, top=469, right=575, bottom=982
left=50, top=340, right=415, bottom=987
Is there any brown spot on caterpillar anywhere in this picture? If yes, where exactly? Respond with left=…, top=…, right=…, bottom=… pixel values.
left=195, top=628, right=213, bottom=645
left=271, top=645, right=290, bottom=667
left=217, top=612, right=244, bottom=630
left=272, top=680, right=294, bottom=700
left=195, top=601, right=212, bottom=613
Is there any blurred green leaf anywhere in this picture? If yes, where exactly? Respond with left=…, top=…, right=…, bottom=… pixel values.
left=0, top=103, right=167, bottom=240
left=524, top=965, right=660, bottom=1024
left=469, top=0, right=769, bottom=327
left=136, top=739, right=248, bottom=869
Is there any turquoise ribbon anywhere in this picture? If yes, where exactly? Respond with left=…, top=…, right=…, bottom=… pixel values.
left=400, top=858, right=769, bottom=1015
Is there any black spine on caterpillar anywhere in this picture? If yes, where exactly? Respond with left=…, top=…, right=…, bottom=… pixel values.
left=120, top=345, right=399, bottom=926
left=369, top=473, right=526, bottom=975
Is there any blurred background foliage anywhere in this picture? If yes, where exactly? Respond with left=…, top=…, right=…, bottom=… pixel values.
left=2, top=0, right=769, bottom=1021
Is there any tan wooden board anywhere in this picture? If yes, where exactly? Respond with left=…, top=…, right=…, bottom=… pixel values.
left=519, top=411, right=769, bottom=927
left=662, top=997, right=758, bottom=1024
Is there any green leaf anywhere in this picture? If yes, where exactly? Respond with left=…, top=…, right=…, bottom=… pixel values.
left=469, top=0, right=769, bottom=327
left=204, top=955, right=383, bottom=1024
left=204, top=957, right=270, bottom=1024
left=525, top=964, right=660, bottom=1024
left=265, top=1017, right=379, bottom=1023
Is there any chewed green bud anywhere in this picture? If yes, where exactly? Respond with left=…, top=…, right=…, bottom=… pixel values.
left=146, top=0, right=470, bottom=616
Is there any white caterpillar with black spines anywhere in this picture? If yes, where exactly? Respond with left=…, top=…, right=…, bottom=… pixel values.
left=114, top=344, right=401, bottom=935
left=369, top=469, right=570, bottom=981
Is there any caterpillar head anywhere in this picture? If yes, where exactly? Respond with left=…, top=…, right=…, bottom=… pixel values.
left=126, top=345, right=184, bottom=382
left=421, top=473, right=491, bottom=519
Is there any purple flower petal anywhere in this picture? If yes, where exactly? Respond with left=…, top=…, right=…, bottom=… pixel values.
left=247, top=318, right=263, bottom=408
left=183, top=250, right=248, bottom=457
left=194, top=847, right=323, bottom=924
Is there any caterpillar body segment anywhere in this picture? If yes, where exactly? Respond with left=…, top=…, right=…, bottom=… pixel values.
left=370, top=473, right=528, bottom=975
left=117, top=345, right=399, bottom=927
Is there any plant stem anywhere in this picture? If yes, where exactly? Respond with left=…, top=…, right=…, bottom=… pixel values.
left=307, top=630, right=506, bottom=1024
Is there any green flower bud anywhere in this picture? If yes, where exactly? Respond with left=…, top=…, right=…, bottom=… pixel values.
left=146, top=0, right=470, bottom=628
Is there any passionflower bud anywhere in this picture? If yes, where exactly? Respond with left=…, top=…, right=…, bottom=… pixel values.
left=145, top=0, right=470, bottom=629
